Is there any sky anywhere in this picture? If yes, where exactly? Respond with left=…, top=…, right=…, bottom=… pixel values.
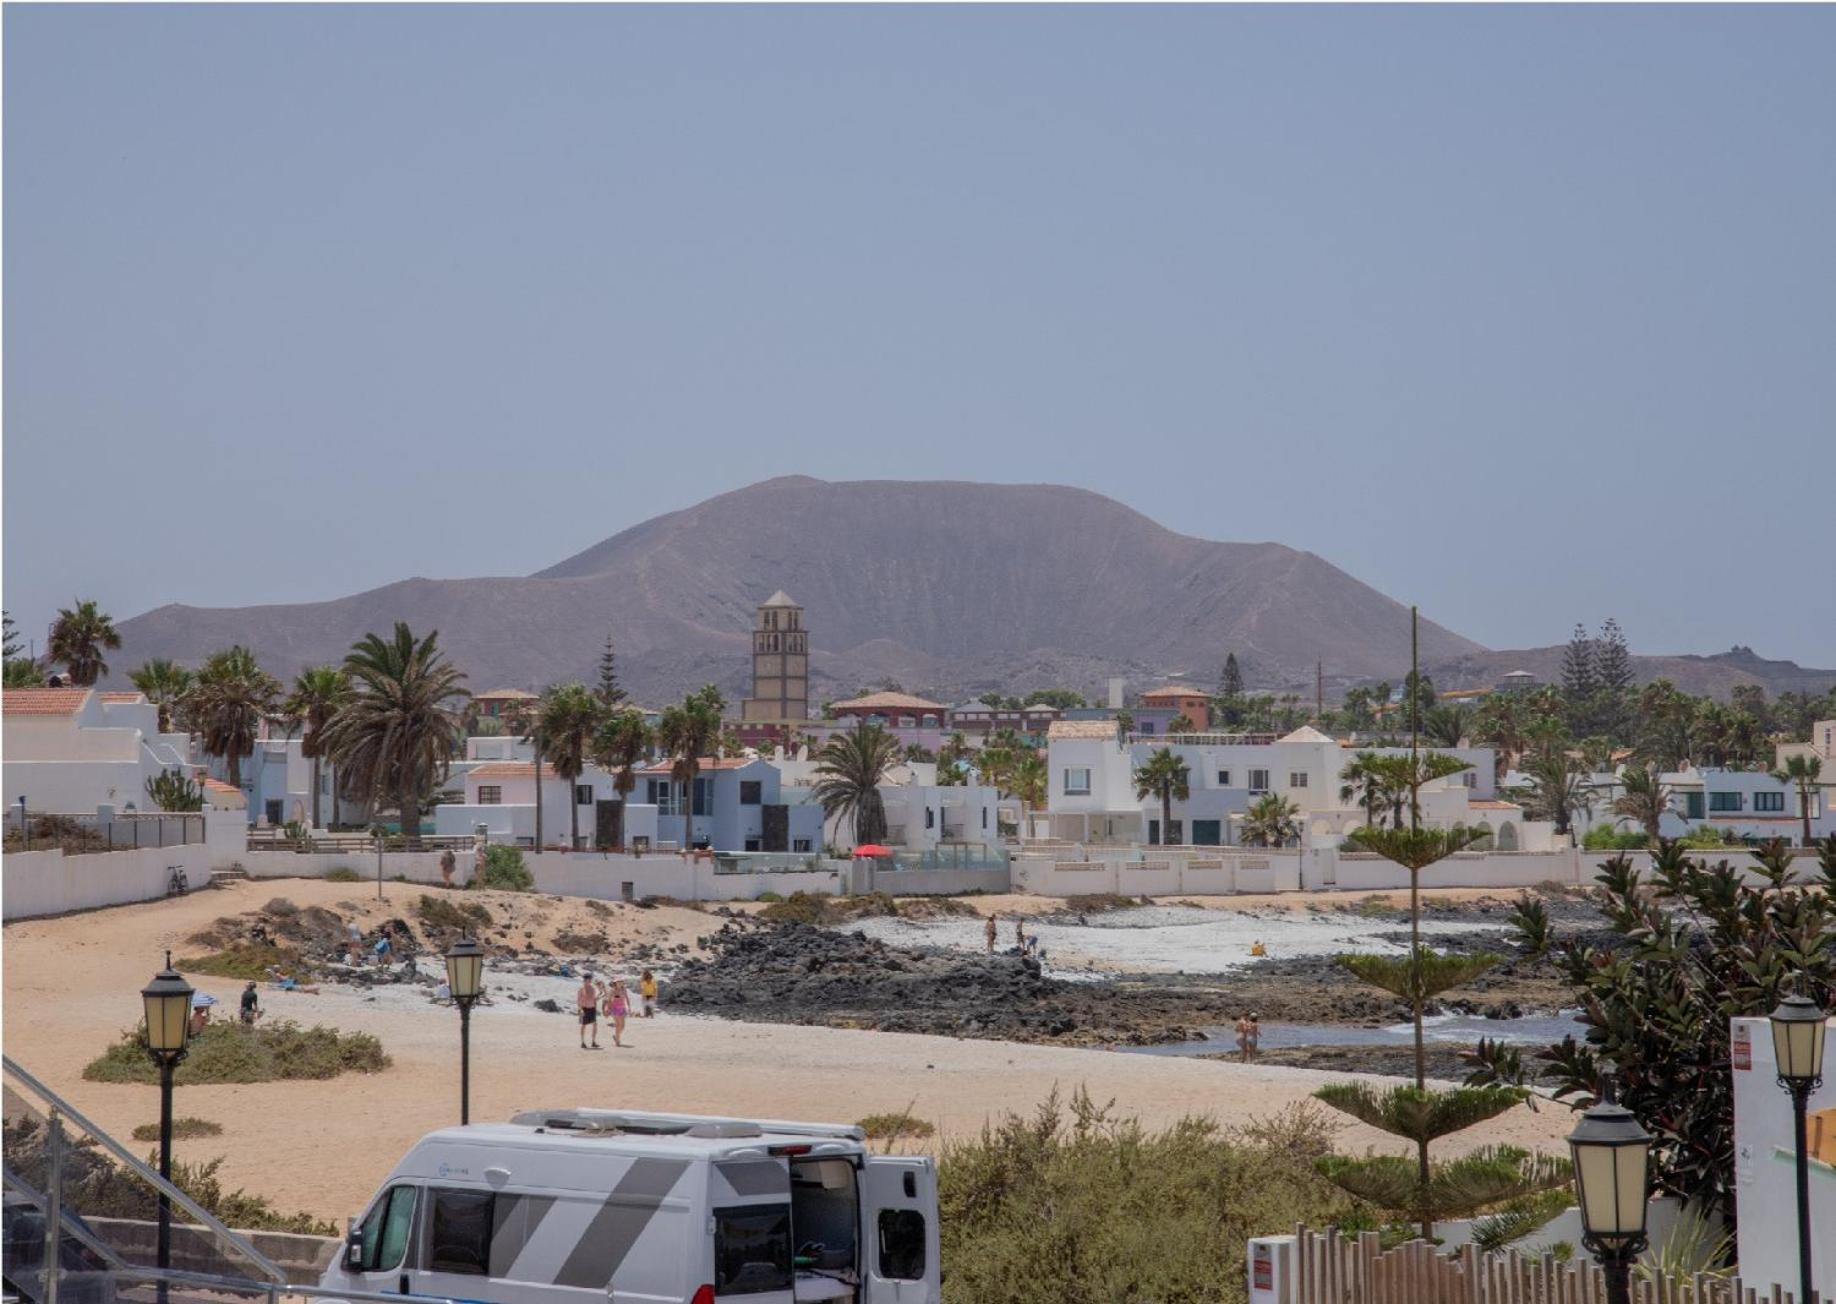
left=5, top=6, right=1833, bottom=665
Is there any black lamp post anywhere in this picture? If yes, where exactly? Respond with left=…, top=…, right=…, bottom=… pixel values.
left=1770, top=991, right=1828, bottom=1304
left=1567, top=1086, right=1652, bottom=1304
left=141, top=953, right=194, bottom=1304
left=444, top=936, right=485, bottom=1124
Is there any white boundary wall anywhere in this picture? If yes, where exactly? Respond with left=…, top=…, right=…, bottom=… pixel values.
left=3, top=841, right=212, bottom=920
left=1011, top=845, right=1820, bottom=897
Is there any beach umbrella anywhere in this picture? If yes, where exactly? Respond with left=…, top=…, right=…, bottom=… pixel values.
left=190, top=992, right=218, bottom=1008
left=852, top=844, right=893, bottom=857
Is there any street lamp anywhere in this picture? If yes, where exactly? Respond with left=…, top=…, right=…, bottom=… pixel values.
left=1567, top=1086, right=1652, bottom=1304
left=141, top=953, right=194, bottom=1304
left=444, top=936, right=485, bottom=1124
left=1770, top=990, right=1828, bottom=1304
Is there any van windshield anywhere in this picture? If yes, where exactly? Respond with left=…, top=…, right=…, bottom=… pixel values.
left=713, top=1206, right=792, bottom=1296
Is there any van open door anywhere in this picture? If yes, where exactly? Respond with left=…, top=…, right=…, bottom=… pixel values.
left=859, top=1157, right=939, bottom=1304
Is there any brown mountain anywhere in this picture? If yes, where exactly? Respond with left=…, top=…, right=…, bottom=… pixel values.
left=1425, top=644, right=1836, bottom=701
left=111, top=477, right=1485, bottom=704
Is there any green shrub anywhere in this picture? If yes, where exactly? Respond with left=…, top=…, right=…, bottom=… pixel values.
left=760, top=891, right=835, bottom=924
left=177, top=943, right=310, bottom=982
left=323, top=866, right=362, bottom=882
left=469, top=845, right=533, bottom=892
left=131, top=1117, right=222, bottom=1141
left=82, top=1020, right=390, bottom=1085
left=1678, top=824, right=1745, bottom=850
left=938, top=1090, right=1352, bottom=1303
left=755, top=891, right=784, bottom=903
left=1582, top=825, right=1648, bottom=851
left=415, top=893, right=493, bottom=931
left=857, top=1112, right=936, bottom=1140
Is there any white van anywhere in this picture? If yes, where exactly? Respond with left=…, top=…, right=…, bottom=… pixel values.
left=318, top=1107, right=940, bottom=1304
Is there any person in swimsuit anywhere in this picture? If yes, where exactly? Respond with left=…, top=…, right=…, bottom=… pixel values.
left=1235, top=1012, right=1261, bottom=1063
left=608, top=979, right=630, bottom=1047
left=577, top=973, right=601, bottom=1049
left=639, top=970, right=658, bottom=1018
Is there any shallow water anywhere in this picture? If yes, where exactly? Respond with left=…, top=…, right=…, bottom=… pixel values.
left=1121, top=1010, right=1586, bottom=1057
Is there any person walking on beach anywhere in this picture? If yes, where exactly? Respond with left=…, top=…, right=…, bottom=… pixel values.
left=1014, top=917, right=1026, bottom=950
left=577, top=973, right=602, bottom=1049
left=639, top=969, right=658, bottom=1019
left=239, top=981, right=259, bottom=1025
left=983, top=915, right=998, bottom=953
left=607, top=979, right=631, bottom=1047
left=1235, top=1012, right=1261, bottom=1063
left=440, top=847, right=456, bottom=888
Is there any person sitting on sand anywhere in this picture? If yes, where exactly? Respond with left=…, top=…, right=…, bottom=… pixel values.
left=189, top=1004, right=210, bottom=1037
left=265, top=966, right=321, bottom=995
left=1235, top=1011, right=1261, bottom=1062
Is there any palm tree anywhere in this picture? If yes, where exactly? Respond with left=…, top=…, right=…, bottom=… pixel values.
left=1132, top=748, right=1189, bottom=846
left=812, top=721, right=901, bottom=847
left=322, top=623, right=468, bottom=841
left=936, top=731, right=972, bottom=785
left=1421, top=704, right=1469, bottom=749
left=128, top=659, right=193, bottom=733
left=538, top=684, right=606, bottom=850
left=1612, top=763, right=1672, bottom=843
left=1518, top=749, right=1593, bottom=838
left=657, top=686, right=725, bottom=849
left=593, top=708, right=654, bottom=807
left=1011, top=751, right=1047, bottom=812
left=1339, top=752, right=1386, bottom=826
left=188, top=646, right=281, bottom=789
left=1241, top=793, right=1302, bottom=847
left=47, top=600, right=121, bottom=686
left=1770, top=754, right=1823, bottom=848
left=284, top=666, right=350, bottom=830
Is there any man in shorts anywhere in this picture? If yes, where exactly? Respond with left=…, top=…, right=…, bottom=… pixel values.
left=577, top=973, right=601, bottom=1049
left=239, top=981, right=260, bottom=1025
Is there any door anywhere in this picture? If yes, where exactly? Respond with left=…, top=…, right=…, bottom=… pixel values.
left=1192, top=820, right=1222, bottom=846
left=762, top=805, right=789, bottom=853
left=860, top=1157, right=938, bottom=1304
left=341, top=1183, right=418, bottom=1295
left=595, top=799, right=624, bottom=850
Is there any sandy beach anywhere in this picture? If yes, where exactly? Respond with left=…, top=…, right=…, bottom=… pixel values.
left=1, top=878, right=1574, bottom=1223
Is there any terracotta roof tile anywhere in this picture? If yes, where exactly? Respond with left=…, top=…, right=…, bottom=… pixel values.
left=1139, top=685, right=1208, bottom=701
left=203, top=778, right=241, bottom=794
left=99, top=691, right=145, bottom=703
left=3, top=688, right=92, bottom=715
left=831, top=691, right=948, bottom=712
left=1468, top=800, right=1522, bottom=810
left=1049, top=720, right=1120, bottom=740
left=469, top=762, right=537, bottom=779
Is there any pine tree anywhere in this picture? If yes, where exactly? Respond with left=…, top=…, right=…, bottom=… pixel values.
left=2, top=611, right=21, bottom=660
left=1560, top=623, right=1598, bottom=734
left=1593, top=618, right=1632, bottom=740
left=1216, top=653, right=1244, bottom=726
left=595, top=631, right=626, bottom=707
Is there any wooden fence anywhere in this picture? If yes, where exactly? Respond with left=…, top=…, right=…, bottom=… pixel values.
left=1270, top=1226, right=1792, bottom=1304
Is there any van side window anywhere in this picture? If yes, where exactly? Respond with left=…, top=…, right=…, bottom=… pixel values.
left=713, top=1206, right=792, bottom=1295
left=877, top=1209, right=925, bottom=1281
left=428, top=1189, right=494, bottom=1276
left=356, top=1186, right=416, bottom=1273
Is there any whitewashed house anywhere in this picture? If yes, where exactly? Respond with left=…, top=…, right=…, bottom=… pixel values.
left=773, top=758, right=1001, bottom=853
left=3, top=687, right=194, bottom=814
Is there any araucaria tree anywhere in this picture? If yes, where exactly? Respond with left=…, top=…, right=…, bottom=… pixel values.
left=1132, top=748, right=1189, bottom=846
left=595, top=631, right=626, bottom=707
left=188, top=646, right=281, bottom=788
left=1216, top=653, right=1245, bottom=726
left=322, top=623, right=468, bottom=840
left=657, top=686, right=725, bottom=849
left=284, top=666, right=350, bottom=830
left=812, top=721, right=901, bottom=847
left=47, top=599, right=121, bottom=686
left=538, top=684, right=606, bottom=851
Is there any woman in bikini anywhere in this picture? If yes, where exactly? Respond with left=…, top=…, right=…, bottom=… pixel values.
left=607, top=978, right=631, bottom=1047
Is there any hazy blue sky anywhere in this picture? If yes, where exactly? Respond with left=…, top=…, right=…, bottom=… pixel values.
left=5, top=6, right=1832, bottom=663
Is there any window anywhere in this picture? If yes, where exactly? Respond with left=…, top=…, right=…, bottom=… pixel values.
left=925, top=807, right=935, bottom=829
left=1289, top=772, right=1308, bottom=789
left=877, top=1209, right=927, bottom=1281
left=355, top=1185, right=416, bottom=1273
left=981, top=807, right=988, bottom=829
left=744, top=838, right=762, bottom=852
left=265, top=799, right=283, bottom=826
left=1709, top=792, right=1743, bottom=813
left=1754, top=791, right=1785, bottom=813
left=739, top=780, right=762, bottom=806
left=477, top=786, right=502, bottom=806
left=427, top=1188, right=494, bottom=1276
left=693, top=777, right=711, bottom=817
left=1192, top=819, right=1222, bottom=846
left=793, top=838, right=812, bottom=853
left=713, top=1206, right=792, bottom=1295
left=1216, top=770, right=1231, bottom=787
left=574, top=784, right=593, bottom=806
left=1684, top=791, right=1705, bottom=820
left=1139, top=721, right=1155, bottom=735
left=1063, top=768, right=1091, bottom=796
left=1248, top=769, right=1270, bottom=793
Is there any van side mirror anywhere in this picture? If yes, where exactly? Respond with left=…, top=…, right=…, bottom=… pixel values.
left=344, top=1224, right=364, bottom=1272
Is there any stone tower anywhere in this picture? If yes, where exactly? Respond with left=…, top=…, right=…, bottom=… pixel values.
left=740, top=590, right=809, bottom=728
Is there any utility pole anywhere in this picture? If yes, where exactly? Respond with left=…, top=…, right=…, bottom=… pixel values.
left=1315, top=661, right=1324, bottom=723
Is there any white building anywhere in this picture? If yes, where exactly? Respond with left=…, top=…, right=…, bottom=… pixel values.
left=3, top=687, right=194, bottom=814
left=1572, top=762, right=1832, bottom=845
left=1040, top=721, right=1542, bottom=850
left=436, top=760, right=662, bottom=851
left=773, top=758, right=1001, bottom=852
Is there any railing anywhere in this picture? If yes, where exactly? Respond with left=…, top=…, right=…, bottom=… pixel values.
left=1128, top=731, right=1278, bottom=746
left=1267, top=1224, right=1782, bottom=1304
left=245, top=830, right=476, bottom=854
left=4, top=808, right=205, bottom=854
